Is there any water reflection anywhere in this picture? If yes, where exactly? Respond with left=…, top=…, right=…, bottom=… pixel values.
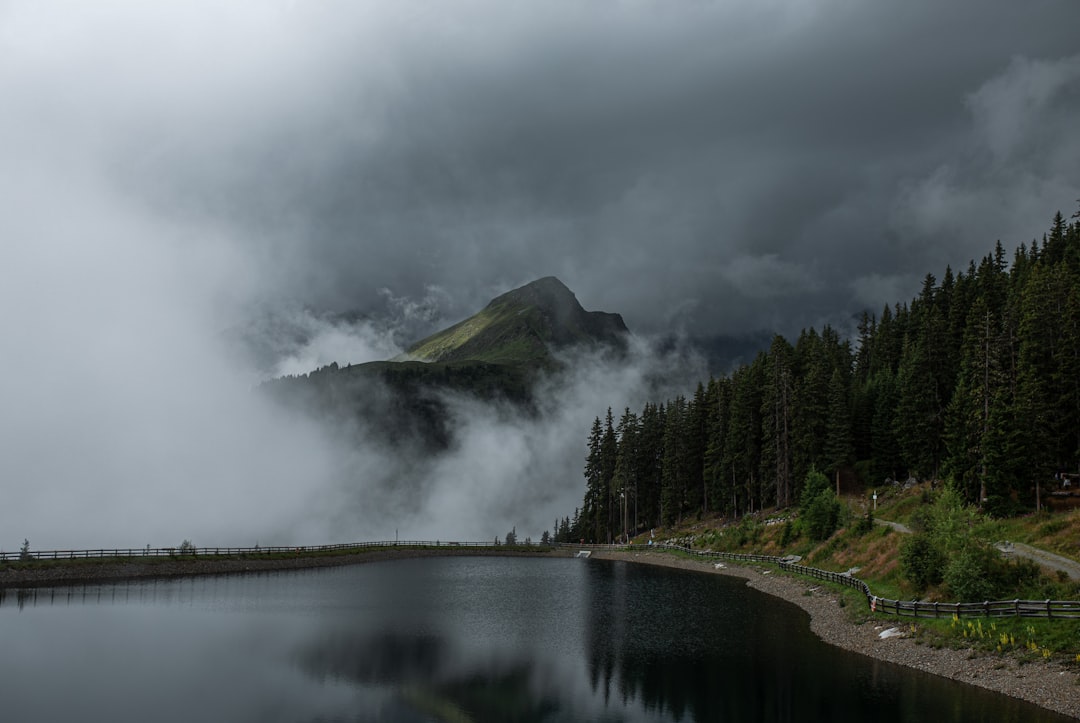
left=296, top=631, right=572, bottom=722
left=0, top=558, right=1074, bottom=723
left=584, top=561, right=809, bottom=721
left=581, top=560, right=1071, bottom=723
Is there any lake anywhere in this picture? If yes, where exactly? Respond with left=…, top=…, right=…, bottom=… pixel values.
left=0, top=556, right=1069, bottom=722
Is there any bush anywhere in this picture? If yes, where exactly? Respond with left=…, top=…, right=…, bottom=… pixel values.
left=1039, top=519, right=1066, bottom=536
left=852, top=509, right=874, bottom=536
left=908, top=505, right=934, bottom=533
left=732, top=517, right=762, bottom=547
left=800, top=468, right=841, bottom=542
left=943, top=547, right=997, bottom=602
left=779, top=520, right=796, bottom=548
left=899, top=534, right=944, bottom=592
left=804, top=492, right=841, bottom=541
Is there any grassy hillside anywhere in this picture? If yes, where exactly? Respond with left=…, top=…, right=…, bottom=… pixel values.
left=404, top=302, right=558, bottom=367
left=404, top=276, right=628, bottom=367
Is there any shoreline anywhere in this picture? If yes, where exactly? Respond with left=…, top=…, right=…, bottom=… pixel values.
left=2, top=546, right=1078, bottom=718
left=592, top=549, right=1080, bottom=720
left=0, top=547, right=555, bottom=589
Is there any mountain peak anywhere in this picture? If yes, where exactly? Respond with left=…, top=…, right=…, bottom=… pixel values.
left=489, top=276, right=576, bottom=305
left=485, top=276, right=584, bottom=322
left=405, top=277, right=628, bottom=366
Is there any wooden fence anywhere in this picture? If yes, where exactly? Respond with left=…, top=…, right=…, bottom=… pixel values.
left=572, top=542, right=1080, bottom=620
left=0, top=540, right=501, bottom=563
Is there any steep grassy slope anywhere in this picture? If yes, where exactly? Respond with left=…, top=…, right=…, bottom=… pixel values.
left=404, top=277, right=628, bottom=367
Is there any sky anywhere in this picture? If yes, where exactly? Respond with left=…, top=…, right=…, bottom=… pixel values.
left=2, top=0, right=1079, bottom=549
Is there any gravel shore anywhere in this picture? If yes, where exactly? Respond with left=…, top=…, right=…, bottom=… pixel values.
left=3, top=547, right=1078, bottom=718
left=593, top=549, right=1080, bottom=720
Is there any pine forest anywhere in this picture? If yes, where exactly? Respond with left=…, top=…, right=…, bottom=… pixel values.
left=558, top=211, right=1080, bottom=544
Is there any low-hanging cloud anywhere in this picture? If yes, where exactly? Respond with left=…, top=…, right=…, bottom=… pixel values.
left=403, top=339, right=708, bottom=542
left=3, top=0, right=1080, bottom=549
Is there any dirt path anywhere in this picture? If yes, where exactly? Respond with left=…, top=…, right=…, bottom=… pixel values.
left=1002, top=542, right=1080, bottom=581
left=877, top=518, right=1080, bottom=581
left=876, top=518, right=913, bottom=534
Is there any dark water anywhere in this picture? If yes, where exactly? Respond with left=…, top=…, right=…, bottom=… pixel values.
left=0, top=557, right=1070, bottom=722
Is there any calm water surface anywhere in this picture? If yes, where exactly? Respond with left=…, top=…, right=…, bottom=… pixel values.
left=0, top=557, right=1070, bottom=722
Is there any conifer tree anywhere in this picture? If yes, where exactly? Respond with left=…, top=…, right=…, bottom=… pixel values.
left=613, top=407, right=640, bottom=537
left=661, top=396, right=689, bottom=525
left=639, top=402, right=666, bottom=527
left=823, top=367, right=854, bottom=481
left=584, top=417, right=603, bottom=542
left=894, top=332, right=942, bottom=479
left=724, top=356, right=765, bottom=513
left=601, top=408, right=618, bottom=542
left=687, top=382, right=711, bottom=513
left=792, top=329, right=829, bottom=486
left=703, top=377, right=733, bottom=516
left=760, top=336, right=794, bottom=507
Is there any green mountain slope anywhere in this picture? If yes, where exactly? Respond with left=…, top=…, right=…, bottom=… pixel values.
left=404, top=276, right=628, bottom=367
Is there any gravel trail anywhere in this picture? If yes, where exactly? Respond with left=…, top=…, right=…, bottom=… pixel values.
left=1003, top=542, right=1080, bottom=581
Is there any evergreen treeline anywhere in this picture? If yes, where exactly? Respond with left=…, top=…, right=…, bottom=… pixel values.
left=557, top=211, right=1080, bottom=543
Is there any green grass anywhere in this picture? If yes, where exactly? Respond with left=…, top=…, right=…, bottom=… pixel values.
left=907, top=615, right=1080, bottom=662
left=997, top=508, right=1080, bottom=556
left=406, top=301, right=556, bottom=367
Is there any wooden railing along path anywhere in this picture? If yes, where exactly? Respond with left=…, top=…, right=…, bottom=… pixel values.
left=571, top=542, right=1080, bottom=620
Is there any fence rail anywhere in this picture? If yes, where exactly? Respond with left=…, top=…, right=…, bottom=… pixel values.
left=568, top=542, right=1080, bottom=620
left=0, top=540, right=504, bottom=563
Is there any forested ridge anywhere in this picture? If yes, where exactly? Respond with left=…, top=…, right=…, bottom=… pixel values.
left=557, top=210, right=1080, bottom=544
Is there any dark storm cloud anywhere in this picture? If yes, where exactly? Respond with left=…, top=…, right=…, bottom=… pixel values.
left=3, top=0, right=1080, bottom=547
left=87, top=0, right=1079, bottom=337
